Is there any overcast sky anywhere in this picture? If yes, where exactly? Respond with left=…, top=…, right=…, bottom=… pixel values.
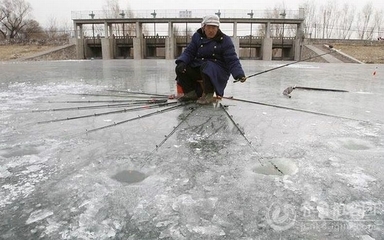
left=28, top=0, right=384, bottom=27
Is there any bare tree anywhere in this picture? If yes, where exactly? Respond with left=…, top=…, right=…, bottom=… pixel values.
left=122, top=9, right=136, bottom=36
left=336, top=3, right=355, bottom=39
left=21, top=19, right=43, bottom=39
left=374, top=9, right=384, bottom=39
left=298, top=1, right=382, bottom=40
left=366, top=9, right=384, bottom=40
left=320, top=0, right=340, bottom=39
left=102, top=0, right=120, bottom=18
left=300, top=0, right=317, bottom=38
left=0, top=0, right=32, bottom=39
left=263, top=5, right=285, bottom=37
left=356, top=2, right=374, bottom=40
left=45, top=16, right=59, bottom=39
left=102, top=0, right=137, bottom=37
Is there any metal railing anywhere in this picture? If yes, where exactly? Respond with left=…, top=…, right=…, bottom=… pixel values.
left=72, top=9, right=303, bottom=20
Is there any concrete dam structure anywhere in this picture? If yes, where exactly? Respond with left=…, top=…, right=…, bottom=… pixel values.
left=72, top=9, right=305, bottom=60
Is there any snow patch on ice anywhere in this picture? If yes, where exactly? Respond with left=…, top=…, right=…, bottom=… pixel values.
left=0, top=166, right=12, bottom=178
left=0, top=142, right=58, bottom=208
left=0, top=167, right=50, bottom=208
left=1, top=82, right=106, bottom=113
left=59, top=183, right=116, bottom=240
left=328, top=137, right=374, bottom=151
left=360, top=235, right=375, bottom=240
left=43, top=218, right=62, bottom=235
left=26, top=209, right=54, bottom=225
left=186, top=224, right=225, bottom=236
left=336, top=168, right=376, bottom=191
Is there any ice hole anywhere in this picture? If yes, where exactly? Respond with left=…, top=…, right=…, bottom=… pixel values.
left=112, top=170, right=146, bottom=184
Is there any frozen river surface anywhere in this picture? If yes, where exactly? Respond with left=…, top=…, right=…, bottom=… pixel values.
left=1, top=60, right=384, bottom=239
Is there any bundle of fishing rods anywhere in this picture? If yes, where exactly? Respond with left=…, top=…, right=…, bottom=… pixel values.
left=32, top=46, right=368, bottom=176
left=34, top=90, right=187, bottom=133
left=34, top=45, right=363, bottom=133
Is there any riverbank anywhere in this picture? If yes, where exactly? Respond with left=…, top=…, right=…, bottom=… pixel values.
left=0, top=44, right=60, bottom=61
left=332, top=43, right=384, bottom=64
left=1, top=42, right=384, bottom=63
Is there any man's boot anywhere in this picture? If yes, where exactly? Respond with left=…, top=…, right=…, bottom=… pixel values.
left=178, top=91, right=198, bottom=101
left=196, top=93, right=215, bottom=105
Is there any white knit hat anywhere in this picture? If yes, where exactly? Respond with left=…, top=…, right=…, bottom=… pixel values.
left=201, top=15, right=220, bottom=27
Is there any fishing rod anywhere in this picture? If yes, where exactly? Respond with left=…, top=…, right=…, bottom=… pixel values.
left=234, top=48, right=336, bottom=83
left=282, top=86, right=348, bottom=98
left=86, top=103, right=185, bottom=133
left=219, top=103, right=284, bottom=175
left=47, top=99, right=167, bottom=103
left=32, top=99, right=168, bottom=112
left=222, top=96, right=366, bottom=122
left=106, top=89, right=169, bottom=97
left=290, top=86, right=349, bottom=92
left=155, top=106, right=196, bottom=150
left=37, top=101, right=178, bottom=124
left=71, top=93, right=168, bottom=99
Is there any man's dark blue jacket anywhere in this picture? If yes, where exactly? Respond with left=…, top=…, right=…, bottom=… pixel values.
left=176, top=28, right=245, bottom=96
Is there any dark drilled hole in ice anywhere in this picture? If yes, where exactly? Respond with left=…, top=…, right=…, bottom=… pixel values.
left=253, top=158, right=298, bottom=176
left=112, top=170, right=146, bottom=184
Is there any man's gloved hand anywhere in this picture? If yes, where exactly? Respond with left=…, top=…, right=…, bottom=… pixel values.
left=176, top=62, right=187, bottom=74
left=235, top=75, right=247, bottom=83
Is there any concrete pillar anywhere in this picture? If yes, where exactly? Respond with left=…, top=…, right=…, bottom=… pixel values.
left=74, top=22, right=78, bottom=39
left=133, top=22, right=143, bottom=59
left=231, top=22, right=240, bottom=56
left=231, top=37, right=240, bottom=56
left=262, top=22, right=272, bottom=61
left=109, top=24, right=115, bottom=59
left=109, top=23, right=113, bottom=38
left=233, top=22, right=238, bottom=37
left=75, top=38, right=85, bottom=59
left=104, top=22, right=109, bottom=38
left=294, top=23, right=304, bottom=61
left=74, top=24, right=85, bottom=59
left=165, top=21, right=175, bottom=59
left=294, top=39, right=301, bottom=61
left=101, top=38, right=113, bottom=60
left=100, top=22, right=113, bottom=59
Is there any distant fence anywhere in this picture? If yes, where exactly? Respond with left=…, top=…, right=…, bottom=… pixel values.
left=71, top=9, right=303, bottom=20
left=306, top=39, right=384, bottom=46
left=0, top=39, right=69, bottom=46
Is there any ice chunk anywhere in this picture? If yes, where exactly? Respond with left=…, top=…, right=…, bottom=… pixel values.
left=0, top=166, right=12, bottom=178
left=361, top=235, right=375, bottom=240
left=26, top=209, right=54, bottom=225
left=186, top=224, right=225, bottom=236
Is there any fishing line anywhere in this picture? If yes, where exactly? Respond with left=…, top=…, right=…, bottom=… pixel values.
left=32, top=99, right=168, bottom=112
left=106, top=89, right=169, bottom=97
left=234, top=48, right=336, bottom=83
left=37, top=102, right=179, bottom=124
left=86, top=103, right=185, bottom=133
left=219, top=103, right=284, bottom=175
left=155, top=105, right=196, bottom=149
left=222, top=96, right=366, bottom=122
